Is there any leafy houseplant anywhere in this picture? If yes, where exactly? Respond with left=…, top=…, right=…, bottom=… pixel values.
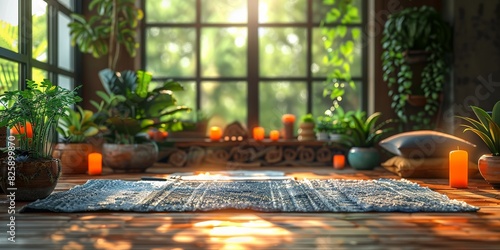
left=458, top=101, right=500, bottom=188
left=315, top=115, right=333, bottom=140
left=53, top=105, right=103, bottom=174
left=0, top=79, right=81, bottom=200
left=382, top=6, right=452, bottom=130
left=345, top=112, right=394, bottom=170
left=94, top=69, right=191, bottom=172
left=68, top=0, right=143, bottom=70
left=57, top=105, right=101, bottom=143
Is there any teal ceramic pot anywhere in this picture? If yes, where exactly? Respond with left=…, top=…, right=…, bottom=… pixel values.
left=348, top=147, right=380, bottom=170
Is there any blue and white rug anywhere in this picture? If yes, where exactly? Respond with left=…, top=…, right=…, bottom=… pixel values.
left=21, top=178, right=479, bottom=213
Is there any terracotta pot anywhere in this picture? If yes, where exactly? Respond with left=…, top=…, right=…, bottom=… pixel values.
left=102, top=142, right=158, bottom=173
left=402, top=50, right=430, bottom=64
left=347, top=147, right=380, bottom=170
left=478, top=154, right=500, bottom=189
left=406, top=95, right=427, bottom=107
left=298, top=122, right=316, bottom=141
left=52, top=143, right=94, bottom=174
left=0, top=158, right=61, bottom=201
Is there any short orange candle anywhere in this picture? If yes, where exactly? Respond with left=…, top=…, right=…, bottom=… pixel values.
left=88, top=152, right=102, bottom=175
left=10, top=122, right=33, bottom=138
left=269, top=130, right=280, bottom=141
left=209, top=126, right=222, bottom=141
left=253, top=127, right=265, bottom=141
left=333, top=154, right=345, bottom=169
left=449, top=148, right=468, bottom=188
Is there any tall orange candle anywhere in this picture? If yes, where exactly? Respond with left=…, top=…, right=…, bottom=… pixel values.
left=253, top=127, right=265, bottom=141
left=88, top=152, right=102, bottom=175
left=209, top=126, right=222, bottom=141
left=269, top=130, right=280, bottom=141
left=449, top=148, right=468, bottom=188
left=281, top=114, right=295, bottom=140
left=333, top=154, right=345, bottom=169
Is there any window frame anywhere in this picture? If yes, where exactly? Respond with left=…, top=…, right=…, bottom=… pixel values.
left=140, top=0, right=368, bottom=130
left=0, top=0, right=79, bottom=92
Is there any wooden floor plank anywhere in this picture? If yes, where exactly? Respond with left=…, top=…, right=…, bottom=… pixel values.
left=1, top=165, right=499, bottom=249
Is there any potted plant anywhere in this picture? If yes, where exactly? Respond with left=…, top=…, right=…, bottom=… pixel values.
left=327, top=106, right=357, bottom=142
left=315, top=115, right=333, bottom=141
left=94, top=69, right=190, bottom=172
left=298, top=113, right=316, bottom=141
left=382, top=6, right=452, bottom=130
left=346, top=112, right=394, bottom=170
left=52, top=105, right=103, bottom=174
left=68, top=0, right=143, bottom=71
left=458, top=101, right=500, bottom=188
left=0, top=79, right=81, bottom=200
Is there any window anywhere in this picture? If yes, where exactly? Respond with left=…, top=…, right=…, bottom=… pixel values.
left=142, top=0, right=366, bottom=133
left=0, top=0, right=77, bottom=94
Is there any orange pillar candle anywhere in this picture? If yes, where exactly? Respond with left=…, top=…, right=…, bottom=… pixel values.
left=253, top=127, right=265, bottom=141
left=281, top=114, right=296, bottom=140
left=333, top=154, right=345, bottom=169
left=269, top=130, right=280, bottom=141
left=209, top=126, right=222, bottom=141
left=449, top=148, right=468, bottom=188
left=88, top=152, right=102, bottom=175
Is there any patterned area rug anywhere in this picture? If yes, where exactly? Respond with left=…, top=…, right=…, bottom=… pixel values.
left=21, top=178, right=479, bottom=213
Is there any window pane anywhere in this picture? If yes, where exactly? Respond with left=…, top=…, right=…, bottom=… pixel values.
left=259, top=0, right=306, bottom=23
left=0, top=59, right=18, bottom=94
left=0, top=2, right=19, bottom=52
left=260, top=28, right=306, bottom=77
left=146, top=0, right=196, bottom=23
left=312, top=27, right=362, bottom=78
left=201, top=0, right=247, bottom=23
left=146, top=28, right=196, bottom=77
left=259, top=81, right=307, bottom=133
left=59, top=0, right=73, bottom=10
left=151, top=80, right=196, bottom=120
left=201, top=81, right=247, bottom=128
left=313, top=0, right=362, bottom=23
left=32, top=68, right=48, bottom=83
left=58, top=12, right=73, bottom=71
left=313, top=80, right=362, bottom=115
left=202, top=28, right=247, bottom=77
left=32, top=0, right=48, bottom=62
left=58, top=74, right=74, bottom=90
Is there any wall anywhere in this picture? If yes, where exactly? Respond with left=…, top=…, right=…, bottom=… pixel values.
left=446, top=0, right=500, bottom=159
left=372, top=0, right=500, bottom=159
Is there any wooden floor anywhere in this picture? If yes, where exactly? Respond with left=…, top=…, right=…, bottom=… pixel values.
left=1, top=164, right=499, bottom=249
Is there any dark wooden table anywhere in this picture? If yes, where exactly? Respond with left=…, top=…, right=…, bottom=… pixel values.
left=1, top=164, right=499, bottom=249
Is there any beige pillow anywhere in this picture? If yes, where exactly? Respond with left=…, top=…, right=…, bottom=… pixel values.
left=381, top=156, right=479, bottom=178
left=379, top=130, right=476, bottom=158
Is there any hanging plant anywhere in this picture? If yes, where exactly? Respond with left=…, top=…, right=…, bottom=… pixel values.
left=381, top=6, right=451, bottom=130
left=321, top=0, right=361, bottom=110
